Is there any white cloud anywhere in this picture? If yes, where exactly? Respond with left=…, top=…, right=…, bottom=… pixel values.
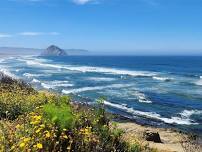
left=0, top=33, right=12, bottom=38
left=19, top=32, right=43, bottom=36
left=19, top=32, right=60, bottom=36
left=72, top=0, right=94, bottom=5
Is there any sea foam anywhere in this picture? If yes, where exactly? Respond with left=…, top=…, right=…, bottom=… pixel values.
left=152, top=76, right=173, bottom=81
left=23, top=73, right=46, bottom=78
left=179, top=110, right=202, bottom=118
left=22, top=58, right=156, bottom=77
left=133, top=91, right=152, bottom=103
left=0, top=68, right=17, bottom=79
left=41, top=80, right=74, bottom=89
left=104, top=100, right=198, bottom=125
left=62, top=84, right=133, bottom=94
left=86, top=77, right=116, bottom=82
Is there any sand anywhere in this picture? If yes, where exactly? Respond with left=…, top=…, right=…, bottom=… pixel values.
left=116, top=121, right=202, bottom=152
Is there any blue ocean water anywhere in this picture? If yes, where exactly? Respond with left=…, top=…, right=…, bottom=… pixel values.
left=1, top=56, right=202, bottom=135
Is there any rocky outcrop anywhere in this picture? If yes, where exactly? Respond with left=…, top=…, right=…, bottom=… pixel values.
left=41, top=45, right=67, bottom=56
left=143, top=130, right=162, bottom=143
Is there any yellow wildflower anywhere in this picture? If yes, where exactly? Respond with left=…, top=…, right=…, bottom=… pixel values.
left=36, top=143, right=43, bottom=149
left=63, top=135, right=68, bottom=139
left=16, top=124, right=21, bottom=129
left=45, top=131, right=51, bottom=138
left=40, top=124, right=45, bottom=128
left=35, top=128, right=42, bottom=133
left=23, top=137, right=30, bottom=142
left=19, top=142, right=25, bottom=148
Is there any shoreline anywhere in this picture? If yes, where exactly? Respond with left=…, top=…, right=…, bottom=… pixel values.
left=73, top=102, right=202, bottom=152
left=114, top=117, right=202, bottom=152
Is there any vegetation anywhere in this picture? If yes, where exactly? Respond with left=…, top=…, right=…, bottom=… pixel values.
left=0, top=73, right=153, bottom=152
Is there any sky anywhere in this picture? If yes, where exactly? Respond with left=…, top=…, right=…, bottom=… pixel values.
left=0, top=0, right=202, bottom=55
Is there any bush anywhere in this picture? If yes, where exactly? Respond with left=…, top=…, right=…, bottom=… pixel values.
left=43, top=101, right=74, bottom=130
left=0, top=75, right=143, bottom=152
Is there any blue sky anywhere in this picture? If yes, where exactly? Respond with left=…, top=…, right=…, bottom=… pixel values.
left=0, top=0, right=202, bottom=55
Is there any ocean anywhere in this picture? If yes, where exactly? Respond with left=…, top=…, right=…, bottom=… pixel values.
left=0, top=56, right=202, bottom=135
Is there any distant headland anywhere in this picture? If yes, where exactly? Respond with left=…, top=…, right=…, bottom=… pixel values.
left=0, top=46, right=89, bottom=56
left=41, top=45, right=67, bottom=56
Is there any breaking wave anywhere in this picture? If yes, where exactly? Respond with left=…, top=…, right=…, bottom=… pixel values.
left=86, top=77, right=116, bottom=82
left=195, top=78, right=202, bottom=86
left=22, top=59, right=156, bottom=77
left=0, top=68, right=17, bottom=79
left=133, top=91, right=152, bottom=103
left=179, top=110, right=202, bottom=118
left=152, top=76, right=173, bottom=81
left=23, top=73, right=46, bottom=78
left=62, top=84, right=133, bottom=94
left=31, top=78, right=41, bottom=83
left=104, top=101, right=199, bottom=125
left=41, top=80, right=74, bottom=89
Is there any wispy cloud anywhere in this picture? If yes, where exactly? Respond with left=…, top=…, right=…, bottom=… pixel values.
left=19, top=32, right=43, bottom=36
left=18, top=32, right=60, bottom=36
left=0, top=33, right=12, bottom=38
left=72, top=0, right=95, bottom=5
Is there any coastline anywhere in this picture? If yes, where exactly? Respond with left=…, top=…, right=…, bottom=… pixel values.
left=116, top=120, right=185, bottom=152
left=115, top=118, right=202, bottom=152
left=73, top=102, right=202, bottom=152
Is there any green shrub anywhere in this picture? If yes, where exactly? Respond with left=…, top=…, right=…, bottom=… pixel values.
left=43, top=101, right=74, bottom=130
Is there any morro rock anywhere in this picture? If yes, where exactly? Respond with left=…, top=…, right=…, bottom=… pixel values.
left=41, top=45, right=67, bottom=56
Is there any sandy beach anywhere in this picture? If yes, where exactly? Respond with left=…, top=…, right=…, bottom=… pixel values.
left=116, top=121, right=202, bottom=152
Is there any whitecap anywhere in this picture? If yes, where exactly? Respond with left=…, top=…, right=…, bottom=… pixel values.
left=133, top=91, right=152, bottom=103
left=0, top=68, right=18, bottom=79
left=21, top=58, right=156, bottom=77
left=65, top=66, right=156, bottom=77
left=41, top=80, right=74, bottom=89
left=195, top=79, right=202, bottom=86
left=104, top=100, right=198, bottom=125
left=31, top=78, right=41, bottom=83
left=179, top=110, right=202, bottom=118
left=152, top=76, right=173, bottom=81
left=62, top=84, right=133, bottom=94
left=23, top=73, right=45, bottom=78
left=86, top=77, right=116, bottom=82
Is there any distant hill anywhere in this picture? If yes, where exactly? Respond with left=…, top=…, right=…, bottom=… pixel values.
left=65, top=49, right=89, bottom=55
left=41, top=45, right=67, bottom=56
left=0, top=47, right=41, bottom=55
left=0, top=46, right=89, bottom=56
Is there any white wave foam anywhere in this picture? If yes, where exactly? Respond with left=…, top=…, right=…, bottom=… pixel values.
left=23, top=73, right=45, bottom=78
left=133, top=91, right=152, bottom=103
left=195, top=79, right=202, bottom=86
left=0, top=59, right=5, bottom=63
left=41, top=80, right=74, bottom=89
left=0, top=69, right=17, bottom=79
left=104, top=101, right=198, bottom=125
left=86, top=77, right=116, bottom=82
left=66, top=66, right=156, bottom=77
left=62, top=84, right=133, bottom=94
left=179, top=110, right=202, bottom=118
left=22, top=58, right=156, bottom=77
left=152, top=76, right=173, bottom=81
left=31, top=78, right=41, bottom=83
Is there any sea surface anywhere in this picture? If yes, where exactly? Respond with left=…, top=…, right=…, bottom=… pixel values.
left=1, top=56, right=202, bottom=135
